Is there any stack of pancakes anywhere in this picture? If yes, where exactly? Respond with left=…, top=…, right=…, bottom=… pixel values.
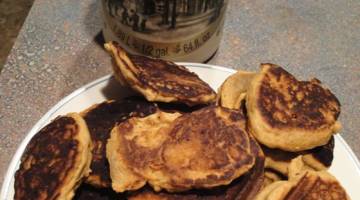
left=14, top=43, right=349, bottom=200
left=218, top=63, right=348, bottom=199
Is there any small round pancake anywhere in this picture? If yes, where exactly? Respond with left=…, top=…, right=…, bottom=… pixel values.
left=283, top=170, right=350, bottom=200
left=256, top=157, right=350, bottom=200
left=107, top=106, right=256, bottom=193
left=256, top=172, right=350, bottom=200
left=14, top=113, right=92, bottom=200
left=262, top=136, right=335, bottom=176
left=247, top=63, right=341, bottom=151
left=217, top=70, right=257, bottom=109
left=107, top=111, right=182, bottom=193
left=127, top=135, right=265, bottom=200
left=157, top=106, right=255, bottom=192
left=104, top=41, right=216, bottom=106
left=81, top=98, right=157, bottom=188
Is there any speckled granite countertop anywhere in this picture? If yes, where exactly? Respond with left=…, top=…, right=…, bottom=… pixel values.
left=1, top=0, right=360, bottom=188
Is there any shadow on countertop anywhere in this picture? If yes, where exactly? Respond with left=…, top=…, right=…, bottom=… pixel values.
left=0, top=0, right=34, bottom=73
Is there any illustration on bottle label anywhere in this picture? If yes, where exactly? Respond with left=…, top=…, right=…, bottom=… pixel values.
left=102, top=0, right=228, bottom=59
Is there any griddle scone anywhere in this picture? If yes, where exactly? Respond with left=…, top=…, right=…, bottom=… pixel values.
left=247, top=63, right=341, bottom=151
left=81, top=99, right=157, bottom=188
left=14, top=113, right=92, bottom=200
left=107, top=111, right=182, bottom=192
left=127, top=133, right=265, bottom=200
left=255, top=157, right=350, bottom=200
left=104, top=41, right=216, bottom=106
left=107, top=106, right=256, bottom=192
left=217, top=70, right=257, bottom=109
left=262, top=136, right=335, bottom=177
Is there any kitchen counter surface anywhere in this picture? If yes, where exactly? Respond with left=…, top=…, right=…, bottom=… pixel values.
left=1, top=0, right=360, bottom=188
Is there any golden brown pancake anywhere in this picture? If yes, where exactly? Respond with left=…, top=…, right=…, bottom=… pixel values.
left=217, top=70, right=257, bottom=109
left=104, top=41, right=216, bottom=106
left=247, top=63, right=341, bottom=151
left=256, top=157, right=350, bottom=200
left=107, top=110, right=182, bottom=192
left=107, top=106, right=256, bottom=192
left=262, top=136, right=335, bottom=176
left=127, top=134, right=265, bottom=200
left=14, top=113, right=92, bottom=200
left=282, top=171, right=350, bottom=200
left=81, top=98, right=157, bottom=188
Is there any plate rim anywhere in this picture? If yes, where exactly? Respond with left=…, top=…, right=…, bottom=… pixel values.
left=1, top=62, right=360, bottom=198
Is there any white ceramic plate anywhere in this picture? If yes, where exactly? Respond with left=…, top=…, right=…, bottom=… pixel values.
left=1, top=63, right=360, bottom=199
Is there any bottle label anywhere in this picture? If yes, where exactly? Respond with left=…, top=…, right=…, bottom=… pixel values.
left=102, top=0, right=228, bottom=59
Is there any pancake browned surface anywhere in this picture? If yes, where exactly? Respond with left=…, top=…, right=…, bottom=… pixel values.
left=104, top=41, right=216, bottom=106
left=127, top=135, right=264, bottom=200
left=217, top=70, right=257, bottom=109
left=107, top=106, right=256, bottom=192
left=81, top=98, right=157, bottom=188
left=256, top=157, right=350, bottom=200
left=14, top=113, right=92, bottom=200
left=107, top=110, right=182, bottom=192
left=263, top=136, right=335, bottom=177
left=247, top=63, right=341, bottom=151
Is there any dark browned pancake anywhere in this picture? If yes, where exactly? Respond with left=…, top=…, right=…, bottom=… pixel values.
left=127, top=135, right=264, bottom=200
left=73, top=184, right=125, bottom=200
left=14, top=113, right=92, bottom=200
left=81, top=98, right=157, bottom=187
left=247, top=63, right=341, bottom=151
left=262, top=136, right=335, bottom=176
left=104, top=41, right=216, bottom=106
left=303, top=136, right=334, bottom=170
left=107, top=106, right=256, bottom=192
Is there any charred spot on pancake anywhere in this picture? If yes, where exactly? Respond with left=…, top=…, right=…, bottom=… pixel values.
left=258, top=64, right=340, bottom=129
left=261, top=144, right=298, bottom=162
left=73, top=184, right=125, bottom=200
left=306, top=136, right=334, bottom=167
left=156, top=101, right=208, bottom=113
left=129, top=54, right=216, bottom=101
left=15, top=116, right=80, bottom=200
left=82, top=98, right=157, bottom=187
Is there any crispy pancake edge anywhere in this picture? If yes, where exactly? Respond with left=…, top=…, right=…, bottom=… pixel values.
left=14, top=113, right=92, bottom=200
left=104, top=42, right=216, bottom=106
left=247, top=63, right=341, bottom=151
left=81, top=99, right=158, bottom=188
